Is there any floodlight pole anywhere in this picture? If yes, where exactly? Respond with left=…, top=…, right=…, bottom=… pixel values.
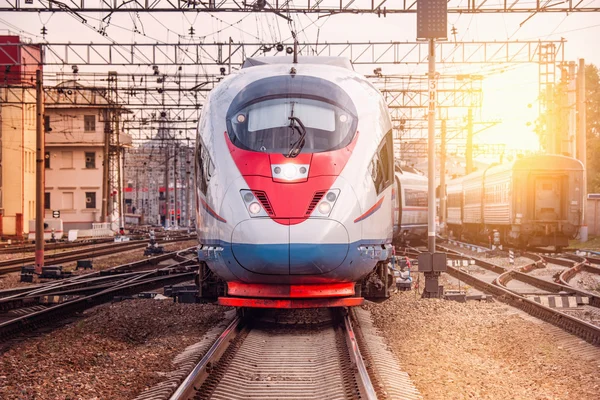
left=427, top=38, right=436, bottom=254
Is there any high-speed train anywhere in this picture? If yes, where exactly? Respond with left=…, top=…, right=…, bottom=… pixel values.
left=194, top=56, right=399, bottom=308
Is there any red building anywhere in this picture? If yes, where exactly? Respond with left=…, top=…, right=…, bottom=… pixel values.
left=0, top=35, right=42, bottom=86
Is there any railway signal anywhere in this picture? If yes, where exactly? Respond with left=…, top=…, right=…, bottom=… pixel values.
left=417, top=0, right=448, bottom=298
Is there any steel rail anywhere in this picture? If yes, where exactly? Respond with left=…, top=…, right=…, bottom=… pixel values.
left=168, top=315, right=244, bottom=400
left=0, top=238, right=114, bottom=254
left=169, top=307, right=378, bottom=400
left=0, top=235, right=194, bottom=275
left=0, top=263, right=197, bottom=341
left=436, top=245, right=600, bottom=345
left=0, top=248, right=187, bottom=300
left=440, top=244, right=600, bottom=308
left=343, top=308, right=378, bottom=400
left=445, top=263, right=600, bottom=346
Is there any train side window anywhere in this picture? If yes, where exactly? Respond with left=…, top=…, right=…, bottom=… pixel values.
left=196, top=141, right=208, bottom=195
left=370, top=130, right=394, bottom=195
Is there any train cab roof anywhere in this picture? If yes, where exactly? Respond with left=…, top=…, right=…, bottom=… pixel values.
left=511, top=154, right=584, bottom=171
left=449, top=154, right=584, bottom=187
left=242, top=56, right=354, bottom=70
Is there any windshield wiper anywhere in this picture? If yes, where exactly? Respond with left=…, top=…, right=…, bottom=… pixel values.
left=286, top=116, right=307, bottom=158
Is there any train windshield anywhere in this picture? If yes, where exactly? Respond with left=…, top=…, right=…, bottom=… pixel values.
left=227, top=97, right=356, bottom=154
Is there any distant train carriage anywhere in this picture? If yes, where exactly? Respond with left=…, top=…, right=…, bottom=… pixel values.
left=393, top=167, right=428, bottom=243
left=445, top=177, right=463, bottom=228
left=446, top=154, right=584, bottom=248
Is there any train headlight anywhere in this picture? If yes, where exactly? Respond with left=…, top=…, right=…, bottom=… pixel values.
left=311, top=189, right=340, bottom=218
left=271, top=163, right=309, bottom=181
left=318, top=202, right=331, bottom=214
left=283, top=164, right=297, bottom=179
left=240, top=190, right=269, bottom=218
left=249, top=202, right=261, bottom=214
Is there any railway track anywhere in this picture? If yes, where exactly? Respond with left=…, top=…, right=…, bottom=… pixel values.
left=134, top=308, right=422, bottom=400
left=169, top=308, right=375, bottom=400
left=436, top=243, right=600, bottom=346
left=0, top=237, right=115, bottom=254
left=0, top=248, right=199, bottom=344
left=0, top=235, right=194, bottom=275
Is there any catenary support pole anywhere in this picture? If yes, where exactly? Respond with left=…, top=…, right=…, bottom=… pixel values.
left=427, top=38, right=436, bottom=254
left=465, top=108, right=473, bottom=174
left=34, top=69, right=45, bottom=274
left=101, top=109, right=110, bottom=222
left=577, top=59, right=588, bottom=242
left=440, top=119, right=447, bottom=236
left=164, top=145, right=170, bottom=228
left=174, top=145, right=178, bottom=228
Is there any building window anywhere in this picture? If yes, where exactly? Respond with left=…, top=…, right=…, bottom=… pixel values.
left=85, top=192, right=96, bottom=209
left=85, top=152, right=96, bottom=169
left=84, top=115, right=96, bottom=132
left=61, top=151, right=73, bottom=168
left=45, top=192, right=51, bottom=209
left=45, top=151, right=50, bottom=169
left=62, top=192, right=74, bottom=210
left=44, top=115, right=52, bottom=133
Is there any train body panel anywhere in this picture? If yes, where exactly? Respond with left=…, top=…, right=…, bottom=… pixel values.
left=194, top=56, right=396, bottom=305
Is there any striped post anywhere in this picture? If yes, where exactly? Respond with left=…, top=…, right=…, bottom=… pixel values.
left=509, top=250, right=515, bottom=265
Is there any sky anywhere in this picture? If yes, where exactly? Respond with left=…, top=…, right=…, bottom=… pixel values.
left=4, top=7, right=600, bottom=159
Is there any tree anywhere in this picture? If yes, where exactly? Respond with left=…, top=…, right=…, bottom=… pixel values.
left=586, top=64, right=600, bottom=192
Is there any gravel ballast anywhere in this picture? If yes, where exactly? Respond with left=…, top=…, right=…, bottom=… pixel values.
left=365, top=292, right=600, bottom=399
left=0, top=299, right=229, bottom=400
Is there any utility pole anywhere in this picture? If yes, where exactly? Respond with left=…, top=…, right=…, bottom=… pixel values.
left=34, top=69, right=44, bottom=274
left=101, top=109, right=110, bottom=222
left=577, top=59, right=588, bottom=242
left=228, top=37, right=233, bottom=75
left=186, top=154, right=191, bottom=227
left=135, top=166, right=139, bottom=216
left=164, top=144, right=170, bottom=228
left=439, top=119, right=447, bottom=236
left=174, top=145, right=179, bottom=228
left=416, top=0, right=448, bottom=299
left=465, top=108, right=473, bottom=174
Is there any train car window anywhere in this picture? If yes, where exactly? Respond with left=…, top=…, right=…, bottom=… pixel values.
left=405, top=189, right=428, bottom=206
left=448, top=193, right=461, bottom=207
left=227, top=97, right=356, bottom=154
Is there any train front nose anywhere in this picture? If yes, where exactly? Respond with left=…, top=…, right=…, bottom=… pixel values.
left=231, top=219, right=350, bottom=275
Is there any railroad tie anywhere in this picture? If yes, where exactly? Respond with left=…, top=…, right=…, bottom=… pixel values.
left=527, top=295, right=589, bottom=308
